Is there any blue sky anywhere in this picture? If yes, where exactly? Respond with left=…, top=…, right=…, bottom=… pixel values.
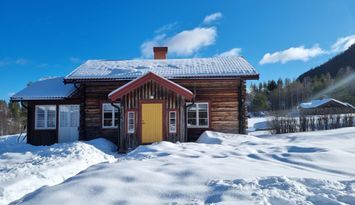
left=1, top=0, right=355, bottom=101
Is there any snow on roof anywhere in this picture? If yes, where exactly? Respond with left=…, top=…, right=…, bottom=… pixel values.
left=11, top=77, right=77, bottom=101
left=299, top=98, right=351, bottom=109
left=65, top=56, right=259, bottom=81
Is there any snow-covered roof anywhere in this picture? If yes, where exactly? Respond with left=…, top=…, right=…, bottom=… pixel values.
left=299, top=98, right=354, bottom=109
left=65, top=56, right=259, bottom=81
left=11, top=77, right=77, bottom=101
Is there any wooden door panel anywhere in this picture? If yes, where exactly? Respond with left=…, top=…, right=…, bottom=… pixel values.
left=141, top=103, right=163, bottom=143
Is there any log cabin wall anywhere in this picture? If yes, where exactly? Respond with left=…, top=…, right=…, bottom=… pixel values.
left=174, top=79, right=245, bottom=141
left=83, top=82, right=126, bottom=145
left=119, top=79, right=186, bottom=151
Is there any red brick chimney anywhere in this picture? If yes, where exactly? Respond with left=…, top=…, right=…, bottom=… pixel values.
left=153, top=47, right=168, bottom=60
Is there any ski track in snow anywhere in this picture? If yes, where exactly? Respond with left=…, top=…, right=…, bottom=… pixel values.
left=2, top=127, right=354, bottom=205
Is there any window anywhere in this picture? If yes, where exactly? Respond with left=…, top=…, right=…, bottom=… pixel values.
left=127, top=111, right=135, bottom=133
left=102, top=103, right=120, bottom=128
left=187, top=103, right=209, bottom=128
left=35, top=105, right=56, bottom=129
left=169, top=111, right=177, bottom=133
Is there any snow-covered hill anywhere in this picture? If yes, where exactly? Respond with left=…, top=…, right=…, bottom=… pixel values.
left=9, top=128, right=355, bottom=205
left=0, top=135, right=117, bottom=205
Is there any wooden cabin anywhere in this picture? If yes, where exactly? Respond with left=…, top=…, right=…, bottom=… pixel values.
left=299, top=98, right=355, bottom=116
left=11, top=47, right=259, bottom=152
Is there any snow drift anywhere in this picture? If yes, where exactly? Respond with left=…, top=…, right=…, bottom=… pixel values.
left=0, top=135, right=117, bottom=205
left=11, top=127, right=355, bottom=205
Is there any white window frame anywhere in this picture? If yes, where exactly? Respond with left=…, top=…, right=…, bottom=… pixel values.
left=186, top=102, right=209, bottom=128
left=169, top=111, right=177, bottom=133
left=102, top=103, right=120, bottom=129
left=35, top=105, right=57, bottom=130
left=127, top=111, right=135, bottom=134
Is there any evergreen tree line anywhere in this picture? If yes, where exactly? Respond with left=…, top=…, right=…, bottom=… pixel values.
left=248, top=67, right=355, bottom=112
left=0, top=101, right=27, bottom=136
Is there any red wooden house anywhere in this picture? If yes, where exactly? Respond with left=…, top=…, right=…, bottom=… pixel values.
left=11, top=47, right=259, bottom=152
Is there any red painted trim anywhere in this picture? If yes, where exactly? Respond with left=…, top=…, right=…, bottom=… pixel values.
left=109, top=72, right=193, bottom=101
left=138, top=100, right=166, bottom=144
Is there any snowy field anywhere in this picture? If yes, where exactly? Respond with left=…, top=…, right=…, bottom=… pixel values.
left=2, top=127, right=353, bottom=205
left=0, top=135, right=118, bottom=205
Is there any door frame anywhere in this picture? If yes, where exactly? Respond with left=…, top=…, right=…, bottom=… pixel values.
left=58, top=104, right=80, bottom=143
left=138, top=99, right=166, bottom=144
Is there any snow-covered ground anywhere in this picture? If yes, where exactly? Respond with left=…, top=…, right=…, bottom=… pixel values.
left=0, top=135, right=117, bottom=205
left=247, top=117, right=271, bottom=132
left=8, top=127, right=355, bottom=205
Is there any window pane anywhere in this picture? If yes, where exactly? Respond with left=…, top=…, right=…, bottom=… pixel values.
left=170, top=118, right=176, bottom=124
left=128, top=112, right=135, bottom=133
left=199, top=111, right=208, bottom=119
left=103, top=104, right=113, bottom=112
left=104, top=112, right=112, bottom=119
left=188, top=112, right=196, bottom=118
left=199, top=118, right=208, bottom=126
left=36, top=106, right=45, bottom=128
left=47, top=109, right=56, bottom=128
left=169, top=112, right=176, bottom=119
left=187, top=104, right=197, bottom=111
left=188, top=119, right=196, bottom=126
left=198, top=103, right=208, bottom=111
left=104, top=119, right=112, bottom=126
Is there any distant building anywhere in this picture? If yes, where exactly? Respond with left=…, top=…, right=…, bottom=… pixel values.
left=299, top=98, right=355, bottom=115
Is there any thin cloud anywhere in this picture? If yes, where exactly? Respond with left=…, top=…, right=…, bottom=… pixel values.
left=155, top=22, right=178, bottom=34
left=331, top=35, right=355, bottom=52
left=260, top=45, right=325, bottom=65
left=203, top=12, right=222, bottom=24
left=141, top=27, right=217, bottom=58
left=218, top=48, right=242, bottom=57
left=15, top=58, right=28, bottom=65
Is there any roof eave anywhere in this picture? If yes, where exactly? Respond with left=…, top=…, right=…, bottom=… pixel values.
left=64, top=74, right=260, bottom=83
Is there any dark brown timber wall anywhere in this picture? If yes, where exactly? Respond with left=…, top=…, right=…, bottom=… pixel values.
left=83, top=82, right=126, bottom=144
left=26, top=99, right=81, bottom=145
left=175, top=79, right=247, bottom=141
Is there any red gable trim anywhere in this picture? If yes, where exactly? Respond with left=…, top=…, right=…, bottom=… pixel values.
left=108, top=72, right=194, bottom=101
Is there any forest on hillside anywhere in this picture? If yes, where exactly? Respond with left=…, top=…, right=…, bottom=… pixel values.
left=248, top=67, right=355, bottom=113
left=298, top=43, right=355, bottom=80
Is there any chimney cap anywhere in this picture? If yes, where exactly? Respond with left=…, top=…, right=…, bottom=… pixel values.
left=153, top=47, right=168, bottom=52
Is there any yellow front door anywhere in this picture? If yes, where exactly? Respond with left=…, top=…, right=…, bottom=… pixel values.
left=141, top=103, right=163, bottom=143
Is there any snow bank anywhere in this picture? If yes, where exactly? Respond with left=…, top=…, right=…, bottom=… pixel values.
left=247, top=117, right=272, bottom=132
left=207, top=177, right=355, bottom=204
left=0, top=136, right=117, bottom=205
left=13, top=127, right=355, bottom=205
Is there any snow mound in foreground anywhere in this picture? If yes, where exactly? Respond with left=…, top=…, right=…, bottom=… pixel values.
left=10, top=128, right=355, bottom=204
left=207, top=177, right=355, bottom=205
left=0, top=136, right=117, bottom=205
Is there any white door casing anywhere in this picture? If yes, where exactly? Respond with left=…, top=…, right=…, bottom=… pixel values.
left=58, top=105, right=80, bottom=143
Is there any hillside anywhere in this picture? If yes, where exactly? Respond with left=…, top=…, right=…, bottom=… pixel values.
left=298, top=43, right=355, bottom=81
